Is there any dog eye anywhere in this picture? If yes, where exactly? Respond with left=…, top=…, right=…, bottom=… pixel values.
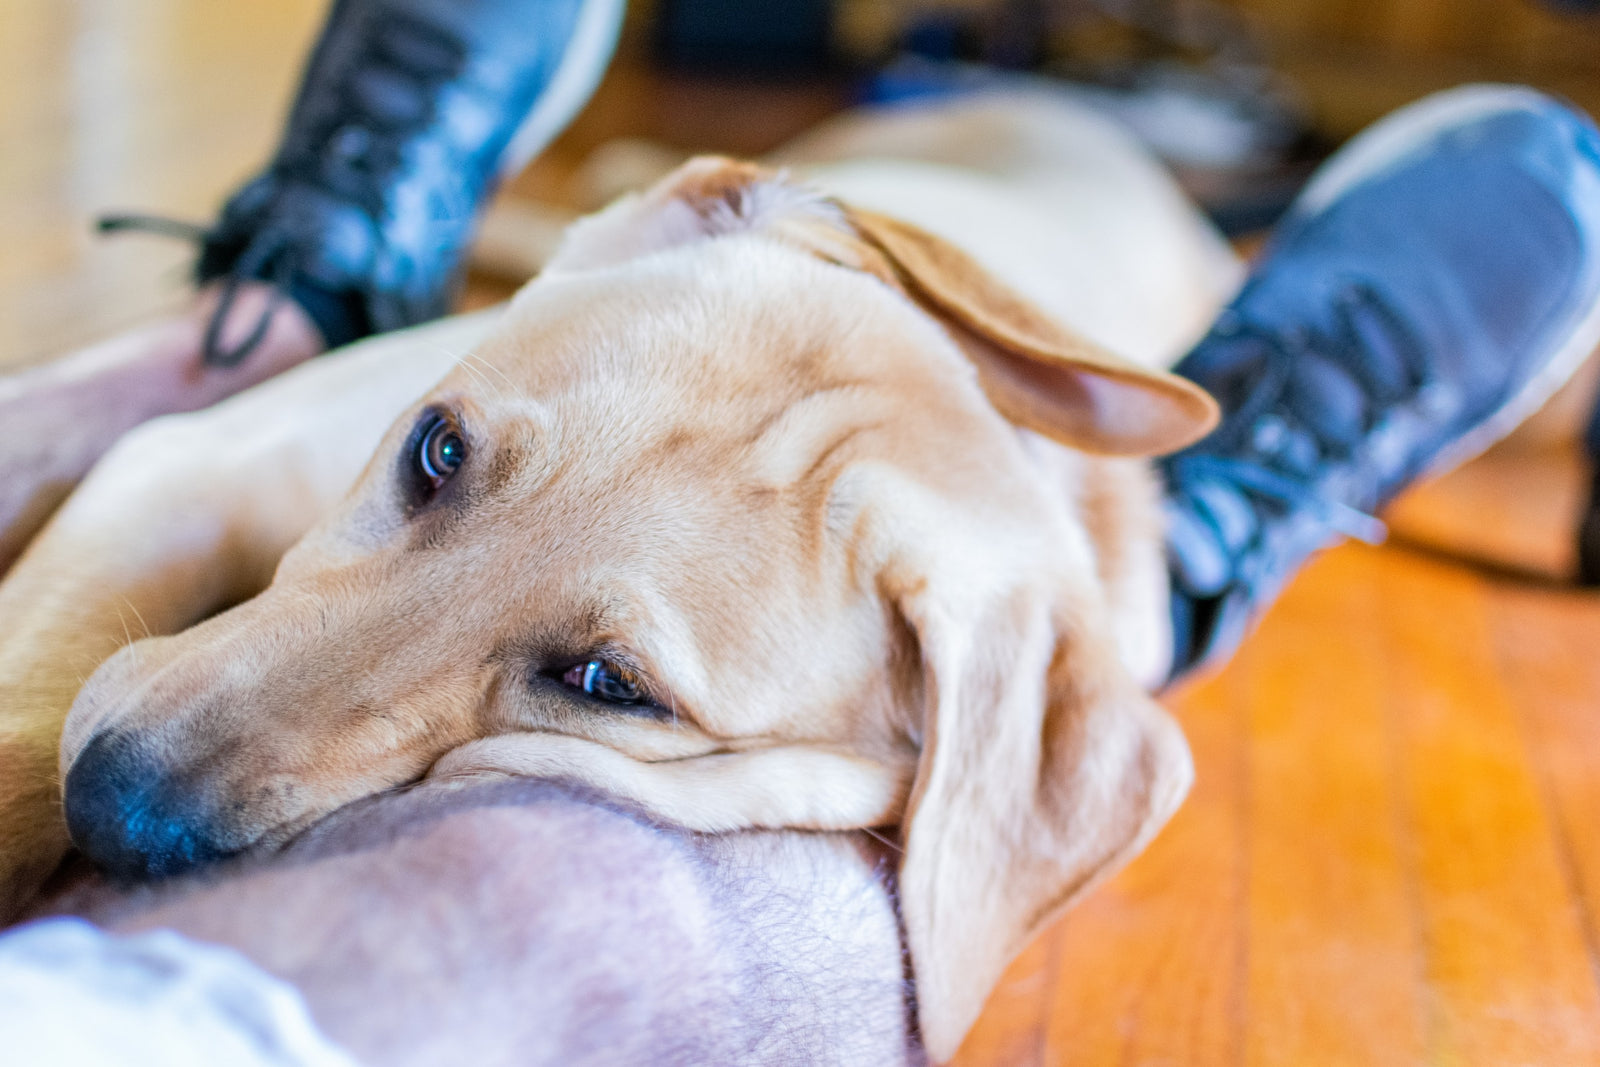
left=414, top=414, right=466, bottom=490
left=562, top=659, right=648, bottom=705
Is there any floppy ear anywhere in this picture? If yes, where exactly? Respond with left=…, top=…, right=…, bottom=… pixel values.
left=841, top=207, right=1218, bottom=457
left=546, top=157, right=1215, bottom=455
left=891, top=568, right=1193, bottom=1062
left=544, top=155, right=855, bottom=274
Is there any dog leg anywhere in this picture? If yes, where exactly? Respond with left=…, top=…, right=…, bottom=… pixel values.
left=0, top=310, right=499, bottom=919
left=0, top=284, right=327, bottom=574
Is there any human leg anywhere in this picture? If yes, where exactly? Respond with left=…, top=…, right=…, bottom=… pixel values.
left=0, top=285, right=322, bottom=575
left=33, top=778, right=916, bottom=1066
left=1162, top=85, right=1600, bottom=679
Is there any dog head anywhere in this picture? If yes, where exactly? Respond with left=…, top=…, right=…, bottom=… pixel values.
left=62, top=158, right=1212, bottom=1059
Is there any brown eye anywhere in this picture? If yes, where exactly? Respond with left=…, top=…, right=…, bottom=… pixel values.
left=561, top=659, right=648, bottom=705
left=415, top=414, right=465, bottom=490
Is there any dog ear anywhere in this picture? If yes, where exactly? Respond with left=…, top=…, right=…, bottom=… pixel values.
left=548, top=159, right=1215, bottom=456
left=841, top=207, right=1218, bottom=457
left=544, top=155, right=856, bottom=273
left=889, top=563, right=1193, bottom=1062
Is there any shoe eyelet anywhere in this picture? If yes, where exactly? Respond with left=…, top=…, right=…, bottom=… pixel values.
left=1252, top=415, right=1288, bottom=454
left=1415, top=380, right=1454, bottom=417
left=331, top=124, right=372, bottom=164
left=1334, top=281, right=1369, bottom=307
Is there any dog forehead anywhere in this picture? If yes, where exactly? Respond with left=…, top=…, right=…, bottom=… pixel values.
left=483, top=236, right=962, bottom=392
left=428, top=234, right=1051, bottom=641
left=431, top=237, right=1053, bottom=593
left=462, top=238, right=1000, bottom=489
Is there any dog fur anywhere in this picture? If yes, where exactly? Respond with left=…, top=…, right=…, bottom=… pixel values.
left=0, top=94, right=1240, bottom=1059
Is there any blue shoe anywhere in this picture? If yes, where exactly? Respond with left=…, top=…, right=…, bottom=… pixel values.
left=108, top=0, right=622, bottom=364
left=1163, top=85, right=1600, bottom=678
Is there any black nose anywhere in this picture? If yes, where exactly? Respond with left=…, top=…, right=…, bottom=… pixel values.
left=63, top=731, right=232, bottom=881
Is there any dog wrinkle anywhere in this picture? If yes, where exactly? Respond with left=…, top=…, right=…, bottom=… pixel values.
left=742, top=384, right=885, bottom=486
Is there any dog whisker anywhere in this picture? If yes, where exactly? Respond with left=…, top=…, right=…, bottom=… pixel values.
left=111, top=605, right=140, bottom=666
left=455, top=356, right=501, bottom=402
left=860, top=826, right=903, bottom=854
left=457, top=352, right=511, bottom=405
left=453, top=358, right=493, bottom=399
left=462, top=350, right=517, bottom=394
left=121, top=597, right=153, bottom=641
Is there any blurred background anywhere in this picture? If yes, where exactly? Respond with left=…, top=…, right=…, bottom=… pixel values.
left=537, top=0, right=1600, bottom=234
left=6, top=0, right=1599, bottom=572
left=8, top=0, right=1600, bottom=345
left=9, top=0, right=1600, bottom=337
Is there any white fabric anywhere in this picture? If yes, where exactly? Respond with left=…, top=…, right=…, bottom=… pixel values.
left=0, top=917, right=357, bottom=1067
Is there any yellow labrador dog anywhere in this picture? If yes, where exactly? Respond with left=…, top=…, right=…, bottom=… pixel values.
left=0, top=94, right=1239, bottom=1059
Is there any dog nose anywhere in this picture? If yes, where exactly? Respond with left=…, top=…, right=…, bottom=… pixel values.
left=63, top=731, right=232, bottom=881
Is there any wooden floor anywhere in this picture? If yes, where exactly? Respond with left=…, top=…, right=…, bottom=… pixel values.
left=960, top=524, right=1600, bottom=1065
left=7, top=3, right=1600, bottom=1064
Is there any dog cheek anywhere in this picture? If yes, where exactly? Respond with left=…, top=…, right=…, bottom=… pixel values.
left=467, top=675, right=544, bottom=737
left=249, top=699, right=471, bottom=820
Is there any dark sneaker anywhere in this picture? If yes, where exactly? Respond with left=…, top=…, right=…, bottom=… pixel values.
left=1578, top=392, right=1600, bottom=585
left=151, top=0, right=621, bottom=364
left=1163, top=84, right=1600, bottom=679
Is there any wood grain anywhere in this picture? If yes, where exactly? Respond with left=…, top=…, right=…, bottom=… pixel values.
left=1378, top=548, right=1600, bottom=1062
left=1039, top=670, right=1247, bottom=1067
left=957, top=539, right=1600, bottom=1066
left=1236, top=551, right=1423, bottom=1067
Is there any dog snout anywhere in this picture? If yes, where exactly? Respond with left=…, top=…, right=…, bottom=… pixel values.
left=63, top=731, right=234, bottom=881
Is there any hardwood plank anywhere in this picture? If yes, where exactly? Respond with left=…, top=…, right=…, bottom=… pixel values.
left=1233, top=547, right=1425, bottom=1067
left=1384, top=444, right=1587, bottom=583
left=0, top=0, right=325, bottom=368
left=1375, top=549, right=1600, bottom=1062
left=1486, top=584, right=1600, bottom=989
left=952, top=927, right=1057, bottom=1067
left=1037, top=668, right=1247, bottom=1066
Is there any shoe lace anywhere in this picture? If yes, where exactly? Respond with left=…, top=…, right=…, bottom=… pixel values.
left=93, top=11, right=466, bottom=367
left=274, top=10, right=468, bottom=220
left=97, top=213, right=297, bottom=368
left=1166, top=280, right=1441, bottom=591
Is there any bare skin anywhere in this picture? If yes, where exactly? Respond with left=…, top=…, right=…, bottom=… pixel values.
left=0, top=284, right=323, bottom=573
left=30, top=776, right=920, bottom=1066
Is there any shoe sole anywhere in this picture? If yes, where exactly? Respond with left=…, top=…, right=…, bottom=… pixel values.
left=1292, top=84, right=1600, bottom=480
left=496, top=0, right=627, bottom=180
